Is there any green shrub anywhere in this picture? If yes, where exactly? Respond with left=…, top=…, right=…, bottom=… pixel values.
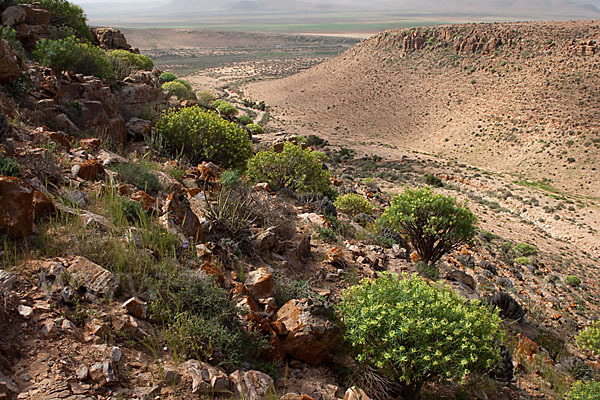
left=334, top=193, right=373, bottom=217
left=306, top=134, right=326, bottom=148
left=577, top=320, right=600, bottom=355
left=416, top=261, right=440, bottom=280
left=219, top=169, right=243, bottom=188
left=111, top=161, right=162, bottom=195
left=247, top=142, right=330, bottom=194
left=514, top=256, right=532, bottom=266
left=151, top=273, right=265, bottom=369
left=107, top=49, right=153, bottom=71
left=162, top=81, right=193, bottom=100
left=159, top=72, right=177, bottom=83
left=0, top=26, right=22, bottom=53
left=378, top=188, right=477, bottom=265
left=338, top=274, right=503, bottom=399
left=155, top=105, right=252, bottom=169
left=19, top=0, right=93, bottom=42
left=211, top=100, right=238, bottom=118
left=515, top=243, right=538, bottom=256
left=424, top=173, right=444, bottom=187
left=565, top=275, right=582, bottom=287
left=246, top=123, right=264, bottom=135
left=238, top=115, right=253, bottom=126
left=566, top=381, right=600, bottom=400
left=196, top=90, right=217, bottom=108
left=173, top=78, right=192, bottom=91
left=0, top=155, right=21, bottom=177
left=33, top=37, right=112, bottom=79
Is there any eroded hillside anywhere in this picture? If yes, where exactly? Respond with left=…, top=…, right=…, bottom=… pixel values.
left=245, top=20, right=600, bottom=198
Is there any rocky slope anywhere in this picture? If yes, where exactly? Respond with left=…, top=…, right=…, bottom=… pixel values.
left=1, top=7, right=600, bottom=400
left=245, top=20, right=600, bottom=198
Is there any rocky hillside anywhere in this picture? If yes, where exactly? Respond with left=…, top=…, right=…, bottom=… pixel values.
left=245, top=20, right=600, bottom=198
left=1, top=4, right=600, bottom=400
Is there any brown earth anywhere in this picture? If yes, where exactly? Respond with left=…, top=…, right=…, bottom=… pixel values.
left=245, top=20, right=600, bottom=199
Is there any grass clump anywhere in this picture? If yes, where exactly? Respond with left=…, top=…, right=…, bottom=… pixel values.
left=33, top=36, right=112, bottom=79
left=247, top=142, right=330, bottom=194
left=424, top=173, right=444, bottom=187
left=111, top=161, right=162, bottom=195
left=565, top=275, right=582, bottom=287
left=155, top=105, right=252, bottom=169
left=338, top=273, right=503, bottom=399
left=576, top=320, right=600, bottom=356
left=514, top=256, right=532, bottom=266
left=334, top=193, right=373, bottom=217
left=378, top=188, right=477, bottom=266
left=515, top=243, right=538, bottom=256
left=0, top=155, right=21, bottom=177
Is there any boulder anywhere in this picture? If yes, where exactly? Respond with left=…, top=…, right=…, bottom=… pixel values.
left=66, top=256, right=119, bottom=298
left=0, top=39, right=20, bottom=83
left=161, top=192, right=204, bottom=241
left=274, top=299, right=341, bottom=364
left=122, top=297, right=148, bottom=319
left=181, top=360, right=230, bottom=394
left=118, top=71, right=167, bottom=119
left=0, top=176, right=34, bottom=238
left=22, top=4, right=51, bottom=26
left=32, top=190, right=55, bottom=217
left=344, top=387, right=371, bottom=400
left=1, top=6, right=26, bottom=26
left=488, top=292, right=526, bottom=322
left=92, top=27, right=131, bottom=51
left=125, top=118, right=152, bottom=140
left=89, top=361, right=118, bottom=385
left=79, top=138, right=102, bottom=152
left=446, top=270, right=476, bottom=290
left=245, top=267, right=274, bottom=299
left=229, top=370, right=274, bottom=400
left=73, top=159, right=104, bottom=181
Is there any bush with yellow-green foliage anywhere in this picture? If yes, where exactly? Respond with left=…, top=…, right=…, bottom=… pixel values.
left=566, top=381, right=600, bottom=400
left=107, top=49, right=153, bottom=70
left=238, top=115, right=253, bottom=126
left=334, top=193, right=373, bottom=217
left=159, top=72, right=177, bottom=83
left=211, top=100, right=238, bottom=118
left=337, top=273, right=503, bottom=399
left=576, top=320, right=600, bottom=356
left=247, top=142, right=330, bottom=194
left=197, top=90, right=217, bottom=108
left=155, top=105, right=252, bottom=169
left=246, top=123, right=264, bottom=135
left=162, top=81, right=193, bottom=100
left=33, top=36, right=112, bottom=78
left=378, top=188, right=477, bottom=265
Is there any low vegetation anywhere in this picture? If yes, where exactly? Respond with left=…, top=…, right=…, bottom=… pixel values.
left=110, top=161, right=162, bottom=195
left=378, top=188, right=477, bottom=265
left=338, top=273, right=503, bottom=399
left=0, top=155, right=21, bottom=177
left=162, top=81, right=193, bottom=100
left=334, top=193, right=373, bottom=217
left=576, top=320, right=600, bottom=355
left=211, top=100, right=238, bottom=118
left=155, top=105, right=252, bottom=169
left=247, top=142, right=330, bottom=193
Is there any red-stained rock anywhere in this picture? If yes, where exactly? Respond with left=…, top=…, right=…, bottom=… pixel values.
left=32, top=190, right=55, bottom=217
left=79, top=138, right=102, bottom=152
left=199, top=261, right=224, bottom=285
left=0, top=39, right=20, bottom=83
left=0, top=176, right=34, bottom=238
left=161, top=192, right=204, bottom=241
left=130, top=190, right=158, bottom=213
left=274, top=299, right=341, bottom=365
left=74, top=159, right=104, bottom=181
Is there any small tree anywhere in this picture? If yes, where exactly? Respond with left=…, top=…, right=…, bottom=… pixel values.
left=338, top=273, right=503, bottom=399
left=247, top=142, right=330, bottom=194
left=378, top=188, right=477, bottom=265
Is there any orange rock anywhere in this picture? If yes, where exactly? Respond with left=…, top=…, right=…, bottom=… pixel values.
left=325, top=246, right=345, bottom=265
left=244, top=267, right=274, bottom=299
left=32, top=190, right=54, bottom=217
left=199, top=261, right=224, bottom=285
left=75, top=159, right=104, bottom=181
left=79, top=138, right=101, bottom=152
left=410, top=251, right=420, bottom=263
left=130, top=190, right=158, bottom=213
left=197, top=161, right=222, bottom=183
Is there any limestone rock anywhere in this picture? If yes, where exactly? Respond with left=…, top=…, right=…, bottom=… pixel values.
left=181, top=360, right=230, bottom=394
left=274, top=299, right=341, bottom=364
left=229, top=370, right=274, bottom=400
left=67, top=256, right=119, bottom=298
left=2, top=6, right=26, bottom=26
